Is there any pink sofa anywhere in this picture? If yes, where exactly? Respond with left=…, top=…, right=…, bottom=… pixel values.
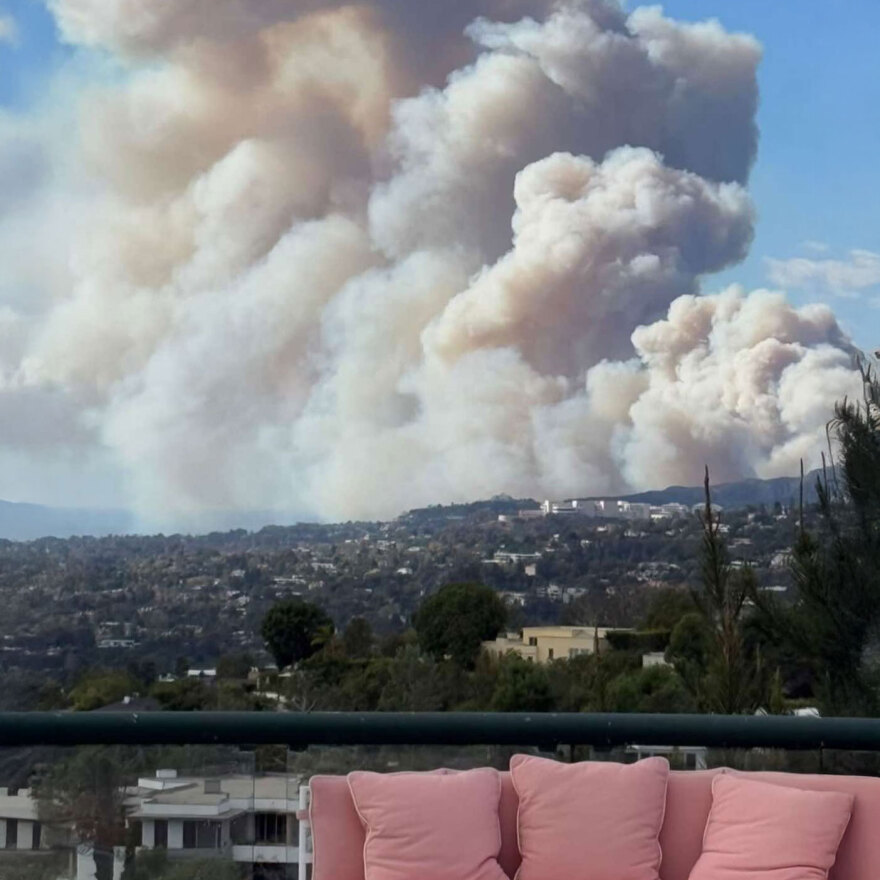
left=309, top=768, right=880, bottom=880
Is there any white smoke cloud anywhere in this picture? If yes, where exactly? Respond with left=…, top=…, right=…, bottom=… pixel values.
left=597, top=288, right=860, bottom=490
left=767, top=249, right=880, bottom=299
left=0, top=0, right=862, bottom=526
left=422, top=148, right=753, bottom=376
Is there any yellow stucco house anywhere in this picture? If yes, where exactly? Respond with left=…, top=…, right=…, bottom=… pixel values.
left=482, top=625, right=630, bottom=663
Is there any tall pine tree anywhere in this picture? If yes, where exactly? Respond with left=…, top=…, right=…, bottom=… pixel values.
left=759, top=362, right=880, bottom=716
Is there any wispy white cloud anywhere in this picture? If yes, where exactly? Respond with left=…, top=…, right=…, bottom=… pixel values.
left=800, top=240, right=829, bottom=255
left=0, top=15, right=18, bottom=46
left=766, top=248, right=880, bottom=298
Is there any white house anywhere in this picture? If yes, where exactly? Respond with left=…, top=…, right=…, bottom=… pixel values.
left=128, top=771, right=308, bottom=879
left=0, top=787, right=78, bottom=879
left=0, top=787, right=54, bottom=853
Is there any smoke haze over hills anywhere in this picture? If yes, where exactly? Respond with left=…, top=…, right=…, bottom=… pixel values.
left=0, top=0, right=863, bottom=530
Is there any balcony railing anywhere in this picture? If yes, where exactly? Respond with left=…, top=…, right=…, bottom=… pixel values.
left=4, top=711, right=880, bottom=879
left=1, top=711, right=880, bottom=751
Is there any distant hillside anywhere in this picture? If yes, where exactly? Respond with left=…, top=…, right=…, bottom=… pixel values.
left=0, top=469, right=825, bottom=540
left=401, top=495, right=539, bottom=523
left=0, top=500, right=134, bottom=541
left=597, top=470, right=823, bottom=510
left=399, top=472, right=824, bottom=522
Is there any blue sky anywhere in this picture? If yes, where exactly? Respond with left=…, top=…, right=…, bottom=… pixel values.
left=0, top=0, right=69, bottom=108
left=655, top=0, right=880, bottom=349
left=2, top=0, right=877, bottom=347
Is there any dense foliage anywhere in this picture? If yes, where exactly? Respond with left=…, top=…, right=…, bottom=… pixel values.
left=756, top=366, right=880, bottom=715
left=260, top=599, right=334, bottom=669
left=414, top=582, right=507, bottom=668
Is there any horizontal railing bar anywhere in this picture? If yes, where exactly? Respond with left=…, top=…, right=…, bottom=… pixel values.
left=0, top=712, right=879, bottom=751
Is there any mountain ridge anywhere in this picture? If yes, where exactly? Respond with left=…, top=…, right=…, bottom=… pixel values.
left=603, top=469, right=823, bottom=509
left=0, top=499, right=134, bottom=541
left=0, top=470, right=827, bottom=540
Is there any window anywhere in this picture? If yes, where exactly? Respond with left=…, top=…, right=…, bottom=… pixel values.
left=5, top=819, right=17, bottom=849
left=154, top=820, right=168, bottom=848
left=255, top=812, right=287, bottom=844
left=33, top=822, right=41, bottom=849
left=230, top=814, right=252, bottom=845
left=547, top=648, right=554, bottom=660
left=528, top=637, right=537, bottom=646
left=183, top=820, right=221, bottom=850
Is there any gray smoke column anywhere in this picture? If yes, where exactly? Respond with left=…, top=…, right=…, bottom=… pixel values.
left=0, top=0, right=859, bottom=526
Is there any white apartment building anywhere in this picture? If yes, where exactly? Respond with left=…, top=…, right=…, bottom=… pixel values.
left=128, top=770, right=309, bottom=880
left=0, top=787, right=77, bottom=878
left=0, top=771, right=313, bottom=880
left=0, top=787, right=44, bottom=851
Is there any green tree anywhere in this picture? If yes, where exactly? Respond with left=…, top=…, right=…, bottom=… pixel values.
left=669, top=470, right=765, bottom=714
left=261, top=599, right=334, bottom=669
left=666, top=613, right=713, bottom=686
left=490, top=655, right=553, bottom=712
left=605, top=665, right=695, bottom=714
left=124, top=849, right=245, bottom=880
left=343, top=617, right=374, bottom=659
left=150, top=678, right=214, bottom=711
left=0, top=852, right=71, bottom=880
left=757, top=366, right=880, bottom=715
left=35, top=748, right=128, bottom=880
left=768, top=667, right=788, bottom=715
left=414, top=582, right=506, bottom=669
left=216, top=653, right=254, bottom=680
left=640, top=588, right=696, bottom=632
left=216, top=681, right=270, bottom=710
left=377, top=646, right=448, bottom=711
left=69, top=670, right=139, bottom=712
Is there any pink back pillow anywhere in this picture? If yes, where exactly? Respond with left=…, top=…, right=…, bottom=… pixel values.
left=310, top=771, right=522, bottom=880
left=348, top=767, right=509, bottom=880
left=510, top=754, right=670, bottom=880
left=688, top=773, right=854, bottom=880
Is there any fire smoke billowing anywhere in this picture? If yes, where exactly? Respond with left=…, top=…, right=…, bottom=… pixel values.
left=0, top=0, right=861, bottom=525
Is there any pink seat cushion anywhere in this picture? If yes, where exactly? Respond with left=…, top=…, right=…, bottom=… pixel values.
left=310, top=774, right=369, bottom=880
left=348, top=768, right=509, bottom=880
left=658, top=770, right=720, bottom=880
left=510, top=754, right=670, bottom=880
left=688, top=774, right=853, bottom=880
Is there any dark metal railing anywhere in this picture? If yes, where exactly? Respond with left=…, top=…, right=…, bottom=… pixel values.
left=0, top=712, right=879, bottom=752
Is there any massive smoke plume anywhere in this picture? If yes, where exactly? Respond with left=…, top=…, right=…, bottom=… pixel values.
left=0, top=0, right=862, bottom=526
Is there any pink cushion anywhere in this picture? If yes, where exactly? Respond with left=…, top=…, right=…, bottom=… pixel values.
left=510, top=754, right=670, bottom=880
left=658, top=770, right=721, bottom=880
left=347, top=768, right=509, bottom=880
left=742, top=771, right=880, bottom=880
left=309, top=772, right=522, bottom=880
left=688, top=774, right=853, bottom=880
left=310, top=774, right=368, bottom=880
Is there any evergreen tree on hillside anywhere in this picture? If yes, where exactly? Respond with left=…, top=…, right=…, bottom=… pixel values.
left=415, top=582, right=506, bottom=669
left=758, top=363, right=880, bottom=715
left=667, top=469, right=765, bottom=714
left=261, top=600, right=334, bottom=670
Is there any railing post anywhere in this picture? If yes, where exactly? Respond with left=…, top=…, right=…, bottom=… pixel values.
left=299, top=783, right=310, bottom=879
